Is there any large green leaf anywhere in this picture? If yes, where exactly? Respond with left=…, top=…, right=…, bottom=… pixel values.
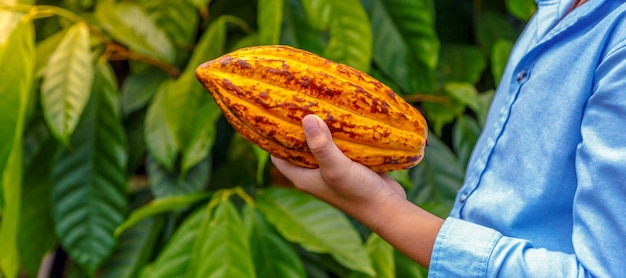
left=95, top=1, right=175, bottom=64
left=139, top=0, right=198, bottom=47
left=51, top=63, right=128, bottom=275
left=18, top=119, right=58, bottom=277
left=258, top=0, right=284, bottom=45
left=257, top=187, right=375, bottom=276
left=350, top=233, right=395, bottom=278
left=243, top=205, right=305, bottom=278
left=122, top=66, right=169, bottom=116
left=0, top=15, right=33, bottom=278
left=140, top=206, right=208, bottom=278
left=474, top=10, right=519, bottom=56
left=491, top=39, right=514, bottom=86
left=115, top=192, right=211, bottom=237
left=40, top=22, right=93, bottom=146
left=190, top=199, right=255, bottom=278
left=365, top=0, right=439, bottom=93
left=147, top=155, right=210, bottom=198
left=144, top=80, right=179, bottom=170
left=102, top=216, right=164, bottom=278
left=506, top=0, right=536, bottom=22
left=321, top=0, right=373, bottom=72
left=281, top=0, right=326, bottom=54
left=452, top=114, right=481, bottom=168
left=437, top=44, right=486, bottom=86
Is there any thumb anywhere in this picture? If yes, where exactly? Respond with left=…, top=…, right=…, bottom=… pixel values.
left=302, top=114, right=352, bottom=171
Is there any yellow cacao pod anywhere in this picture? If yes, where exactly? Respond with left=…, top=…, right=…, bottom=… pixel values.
left=195, top=45, right=428, bottom=173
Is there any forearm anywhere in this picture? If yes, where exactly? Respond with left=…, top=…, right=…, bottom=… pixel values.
left=337, top=194, right=444, bottom=268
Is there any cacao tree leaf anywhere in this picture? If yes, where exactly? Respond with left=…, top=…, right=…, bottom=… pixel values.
left=243, top=205, right=305, bottom=278
left=364, top=0, right=439, bottom=93
left=34, top=29, right=66, bottom=77
left=19, top=119, right=58, bottom=277
left=281, top=0, right=326, bottom=55
left=140, top=205, right=209, bottom=278
left=115, top=192, right=211, bottom=237
left=95, top=1, right=175, bottom=64
left=41, top=22, right=93, bottom=146
left=395, top=250, right=427, bottom=278
left=147, top=155, right=210, bottom=198
left=139, top=0, right=199, bottom=48
left=0, top=15, right=34, bottom=278
left=444, top=82, right=481, bottom=114
left=190, top=199, right=256, bottom=278
left=186, top=0, right=212, bottom=11
left=475, top=10, right=519, bottom=56
left=51, top=62, right=128, bottom=275
left=491, top=39, right=514, bottom=86
left=122, top=66, right=168, bottom=116
left=349, top=233, right=395, bottom=278
left=258, top=0, right=284, bottom=45
left=436, top=43, right=486, bottom=86
left=506, top=0, right=536, bottom=22
left=257, top=187, right=375, bottom=276
left=186, top=15, right=228, bottom=70
left=409, top=133, right=464, bottom=209
left=452, top=114, right=481, bottom=168
left=144, top=80, right=179, bottom=170
left=102, top=216, right=164, bottom=278
left=320, top=0, right=373, bottom=72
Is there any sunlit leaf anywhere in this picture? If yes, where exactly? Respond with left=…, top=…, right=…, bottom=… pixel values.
left=258, top=0, right=284, bottom=45
left=506, top=0, right=536, bottom=22
left=40, top=22, right=93, bottom=146
left=115, top=192, right=211, bottom=237
left=323, top=0, right=373, bottom=72
left=257, top=187, right=375, bottom=276
left=144, top=80, right=178, bottom=170
left=349, top=233, right=394, bottom=278
left=0, top=15, right=33, bottom=278
left=365, top=0, right=439, bottom=93
left=95, top=1, right=175, bottom=64
left=190, top=199, right=255, bottom=277
left=243, top=205, right=305, bottom=278
left=51, top=63, right=128, bottom=275
left=139, top=0, right=198, bottom=47
left=281, top=0, right=325, bottom=54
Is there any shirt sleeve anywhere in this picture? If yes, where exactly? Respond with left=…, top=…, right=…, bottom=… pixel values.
left=428, top=37, right=626, bottom=278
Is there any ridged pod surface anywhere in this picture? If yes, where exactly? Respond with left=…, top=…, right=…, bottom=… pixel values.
left=195, top=45, right=428, bottom=173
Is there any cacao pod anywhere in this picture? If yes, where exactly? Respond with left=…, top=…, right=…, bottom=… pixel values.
left=195, top=45, right=428, bottom=173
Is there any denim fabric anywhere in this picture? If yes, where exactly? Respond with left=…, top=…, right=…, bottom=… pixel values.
left=428, top=0, right=626, bottom=277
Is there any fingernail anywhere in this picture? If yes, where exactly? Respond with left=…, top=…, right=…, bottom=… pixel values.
left=302, top=115, right=320, bottom=135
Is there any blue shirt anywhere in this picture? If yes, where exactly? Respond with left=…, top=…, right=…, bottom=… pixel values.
left=428, top=0, right=626, bottom=277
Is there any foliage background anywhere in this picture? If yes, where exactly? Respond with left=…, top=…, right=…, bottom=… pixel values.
left=0, top=0, right=534, bottom=277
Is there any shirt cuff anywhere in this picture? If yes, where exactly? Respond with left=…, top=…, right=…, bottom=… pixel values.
left=428, top=217, right=502, bottom=277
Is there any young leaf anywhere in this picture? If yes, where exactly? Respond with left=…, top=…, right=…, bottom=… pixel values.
left=0, top=15, right=34, bottom=278
left=258, top=0, right=284, bottom=45
left=243, top=205, right=305, bottom=278
left=51, top=63, right=128, bottom=275
left=115, top=192, right=211, bottom=237
left=102, top=217, right=164, bottom=278
left=41, top=22, right=93, bottom=145
left=140, top=206, right=209, bottom=278
left=95, top=1, right=175, bottom=64
left=257, top=187, right=375, bottom=276
left=365, top=0, right=439, bottom=94
left=191, top=199, right=256, bottom=278
left=144, top=80, right=179, bottom=170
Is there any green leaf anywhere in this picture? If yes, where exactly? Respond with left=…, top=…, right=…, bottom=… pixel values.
left=139, top=0, right=199, bottom=47
left=51, top=62, right=128, bottom=275
left=0, top=15, right=34, bottom=278
left=321, top=0, right=373, bottom=72
left=186, top=15, right=228, bottom=70
left=506, top=0, right=536, bottom=22
left=365, top=0, right=439, bottom=93
left=475, top=10, right=519, bottom=56
left=350, top=233, right=394, bottom=278
left=102, top=216, right=164, bottom=278
left=452, top=115, right=481, bottom=168
left=409, top=133, right=464, bottom=212
left=491, top=39, right=514, bottom=86
left=258, top=0, right=284, bottom=45
left=251, top=145, right=269, bottom=185
left=395, top=250, right=427, bottom=278
left=19, top=119, right=58, bottom=277
left=190, top=199, right=256, bottom=278
left=144, top=80, right=178, bottom=170
left=147, top=155, right=210, bottom=198
left=115, top=192, right=211, bottom=237
left=444, top=82, right=481, bottom=114
left=140, top=206, right=209, bottom=278
left=281, top=0, right=325, bottom=54
left=41, top=22, right=93, bottom=146
left=243, top=205, right=305, bottom=278
left=122, top=66, right=169, bottom=116
left=436, top=43, right=486, bottom=86
left=95, top=1, right=175, bottom=64
left=257, top=187, right=375, bottom=276
left=34, top=29, right=66, bottom=77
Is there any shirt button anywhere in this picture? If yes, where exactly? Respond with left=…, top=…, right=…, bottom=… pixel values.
left=516, top=70, right=528, bottom=83
left=459, top=193, right=468, bottom=203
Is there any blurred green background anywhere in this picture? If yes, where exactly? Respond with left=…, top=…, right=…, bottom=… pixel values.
left=0, top=0, right=534, bottom=277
